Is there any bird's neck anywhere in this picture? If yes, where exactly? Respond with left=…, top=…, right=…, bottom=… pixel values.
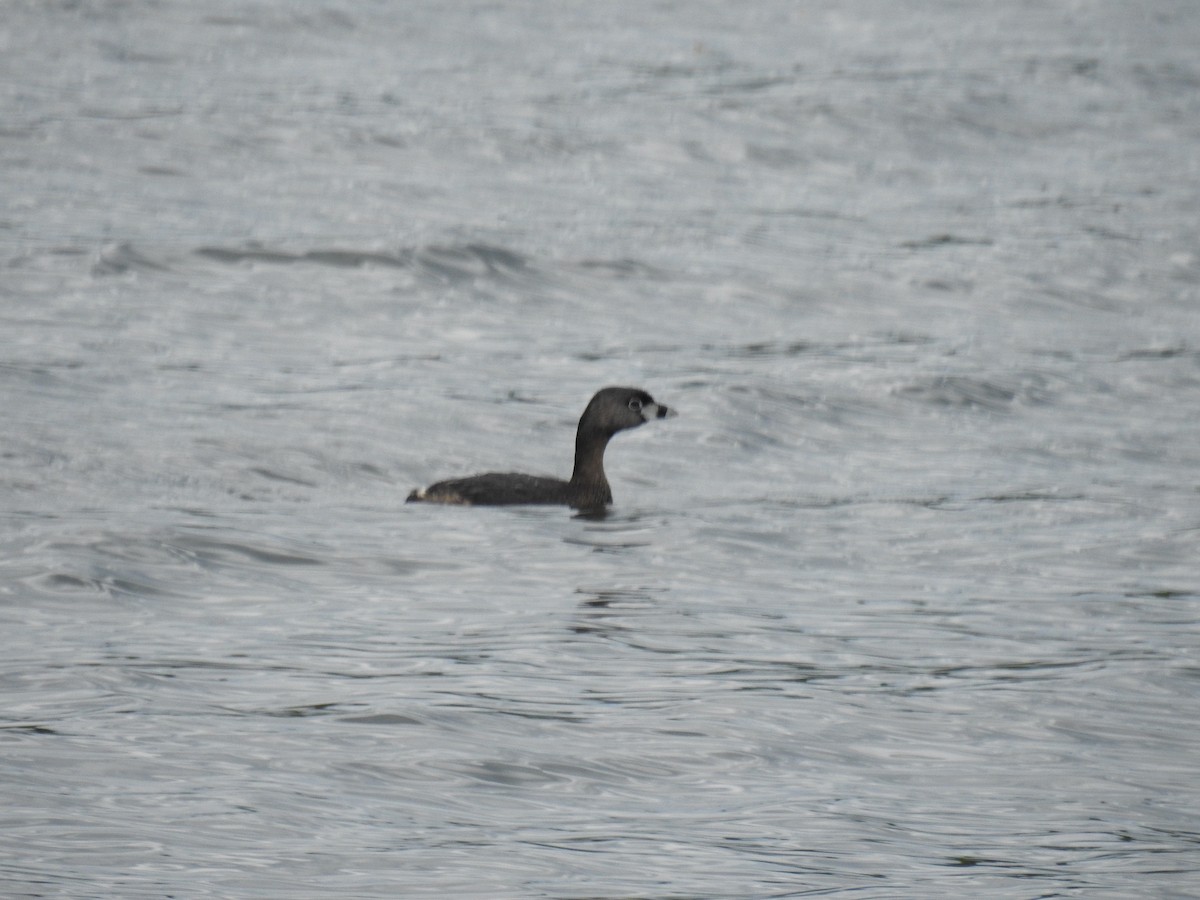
left=570, top=427, right=612, bottom=496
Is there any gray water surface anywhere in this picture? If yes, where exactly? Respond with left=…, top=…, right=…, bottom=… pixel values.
left=3, top=1, right=1200, bottom=897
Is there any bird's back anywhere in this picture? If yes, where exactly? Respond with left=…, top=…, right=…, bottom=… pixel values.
left=407, top=472, right=572, bottom=506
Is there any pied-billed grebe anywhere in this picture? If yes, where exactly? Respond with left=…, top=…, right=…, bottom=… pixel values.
left=407, top=386, right=675, bottom=510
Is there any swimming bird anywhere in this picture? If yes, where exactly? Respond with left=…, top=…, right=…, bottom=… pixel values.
left=407, top=386, right=675, bottom=510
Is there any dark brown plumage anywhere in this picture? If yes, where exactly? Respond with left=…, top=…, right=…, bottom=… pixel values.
left=407, top=386, right=675, bottom=510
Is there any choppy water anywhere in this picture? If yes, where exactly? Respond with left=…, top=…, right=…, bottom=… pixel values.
left=3, top=1, right=1200, bottom=897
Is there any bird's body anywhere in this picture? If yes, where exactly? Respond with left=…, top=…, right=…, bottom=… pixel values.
left=410, top=472, right=576, bottom=506
left=407, top=386, right=674, bottom=510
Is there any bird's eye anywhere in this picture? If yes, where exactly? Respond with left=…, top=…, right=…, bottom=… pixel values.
left=628, top=398, right=643, bottom=412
